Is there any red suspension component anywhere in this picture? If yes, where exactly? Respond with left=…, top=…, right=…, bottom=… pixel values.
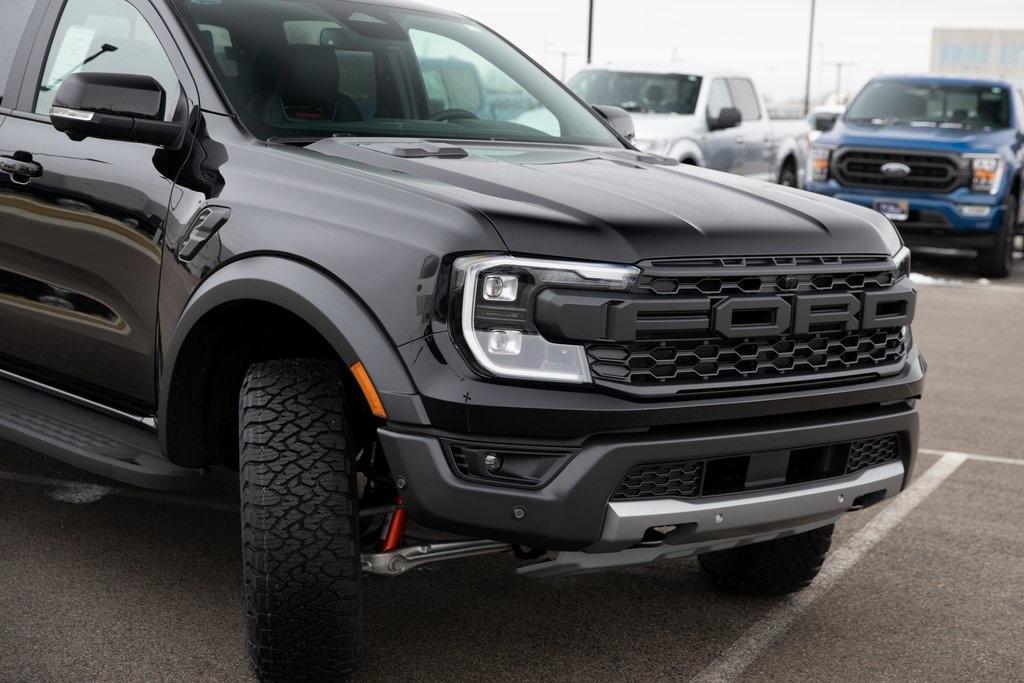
left=378, top=496, right=408, bottom=553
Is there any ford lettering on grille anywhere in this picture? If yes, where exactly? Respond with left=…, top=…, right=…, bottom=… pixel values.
left=532, top=255, right=915, bottom=394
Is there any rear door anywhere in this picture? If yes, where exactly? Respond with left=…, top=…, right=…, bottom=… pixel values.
left=0, top=0, right=197, bottom=414
left=727, top=77, right=774, bottom=181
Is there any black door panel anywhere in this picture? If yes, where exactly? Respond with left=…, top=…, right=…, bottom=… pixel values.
left=0, top=0, right=199, bottom=412
left=0, top=115, right=172, bottom=409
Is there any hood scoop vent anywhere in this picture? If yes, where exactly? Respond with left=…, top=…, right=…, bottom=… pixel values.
left=359, top=140, right=468, bottom=159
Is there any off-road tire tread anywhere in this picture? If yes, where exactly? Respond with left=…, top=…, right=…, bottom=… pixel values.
left=239, top=359, right=362, bottom=681
left=698, top=525, right=834, bottom=596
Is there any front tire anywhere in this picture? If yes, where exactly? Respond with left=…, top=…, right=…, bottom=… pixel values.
left=239, top=359, right=363, bottom=680
left=977, top=195, right=1016, bottom=279
left=778, top=161, right=798, bottom=188
left=698, top=525, right=834, bottom=596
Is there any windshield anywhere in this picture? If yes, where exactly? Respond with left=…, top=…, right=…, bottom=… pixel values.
left=845, top=79, right=1012, bottom=130
left=169, top=0, right=621, bottom=146
left=568, top=70, right=703, bottom=115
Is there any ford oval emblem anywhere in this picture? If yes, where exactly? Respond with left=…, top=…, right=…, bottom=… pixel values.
left=880, top=162, right=912, bottom=178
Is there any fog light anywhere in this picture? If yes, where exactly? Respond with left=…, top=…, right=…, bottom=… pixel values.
left=483, top=453, right=502, bottom=473
left=487, top=329, right=522, bottom=356
left=957, top=205, right=993, bottom=218
left=482, top=274, right=518, bottom=301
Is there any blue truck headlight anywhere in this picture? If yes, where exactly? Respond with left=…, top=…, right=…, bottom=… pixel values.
left=967, top=154, right=1004, bottom=194
left=452, top=255, right=639, bottom=383
left=808, top=146, right=833, bottom=183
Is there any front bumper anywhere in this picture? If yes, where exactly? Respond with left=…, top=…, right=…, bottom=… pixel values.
left=805, top=180, right=1006, bottom=250
left=379, top=400, right=919, bottom=552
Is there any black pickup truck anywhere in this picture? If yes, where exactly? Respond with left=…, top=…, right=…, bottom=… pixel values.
left=1, top=0, right=924, bottom=679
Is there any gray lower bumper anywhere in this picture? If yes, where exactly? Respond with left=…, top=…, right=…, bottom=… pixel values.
left=519, top=461, right=904, bottom=577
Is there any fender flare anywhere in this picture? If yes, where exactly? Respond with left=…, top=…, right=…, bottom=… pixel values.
left=158, top=256, right=428, bottom=448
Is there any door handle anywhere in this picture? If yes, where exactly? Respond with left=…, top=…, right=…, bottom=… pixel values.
left=1, top=153, right=43, bottom=185
left=735, top=137, right=745, bottom=145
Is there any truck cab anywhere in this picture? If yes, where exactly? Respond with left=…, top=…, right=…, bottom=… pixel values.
left=805, top=75, right=1024, bottom=277
left=569, top=64, right=809, bottom=187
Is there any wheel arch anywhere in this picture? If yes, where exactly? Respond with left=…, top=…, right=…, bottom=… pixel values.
left=159, top=255, right=425, bottom=467
left=671, top=139, right=704, bottom=166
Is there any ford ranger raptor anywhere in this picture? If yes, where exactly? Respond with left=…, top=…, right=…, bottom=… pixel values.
left=0, top=0, right=924, bottom=679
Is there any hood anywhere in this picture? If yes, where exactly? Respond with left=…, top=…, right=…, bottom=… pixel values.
left=303, top=138, right=901, bottom=264
left=823, top=121, right=1018, bottom=155
left=629, top=113, right=701, bottom=143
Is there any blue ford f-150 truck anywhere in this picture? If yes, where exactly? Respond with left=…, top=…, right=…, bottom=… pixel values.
left=806, top=75, right=1024, bottom=277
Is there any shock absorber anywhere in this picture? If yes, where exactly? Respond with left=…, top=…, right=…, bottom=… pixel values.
left=378, top=495, right=407, bottom=553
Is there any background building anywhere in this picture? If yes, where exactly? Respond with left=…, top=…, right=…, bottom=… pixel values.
left=932, top=28, right=1024, bottom=79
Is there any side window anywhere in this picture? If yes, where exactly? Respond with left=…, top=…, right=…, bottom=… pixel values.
left=706, top=78, right=734, bottom=120
left=1018, top=90, right=1024, bottom=132
left=35, top=0, right=181, bottom=121
left=0, top=0, right=39, bottom=106
left=728, top=78, right=762, bottom=121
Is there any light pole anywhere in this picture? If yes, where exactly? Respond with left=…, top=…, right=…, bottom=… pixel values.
left=823, top=60, right=856, bottom=103
left=803, top=0, right=816, bottom=115
left=587, top=0, right=595, bottom=64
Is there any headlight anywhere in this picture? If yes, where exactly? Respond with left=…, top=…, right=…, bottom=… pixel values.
left=808, top=146, right=833, bottom=182
left=452, top=255, right=640, bottom=383
left=967, top=154, right=1004, bottom=194
left=893, top=246, right=911, bottom=282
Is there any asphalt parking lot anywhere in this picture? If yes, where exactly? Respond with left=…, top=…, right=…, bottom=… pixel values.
left=1, top=250, right=1022, bottom=682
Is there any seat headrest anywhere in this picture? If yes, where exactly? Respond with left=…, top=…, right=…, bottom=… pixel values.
left=198, top=29, right=215, bottom=57
left=280, top=44, right=339, bottom=114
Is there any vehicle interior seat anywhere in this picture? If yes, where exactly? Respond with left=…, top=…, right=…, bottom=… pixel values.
left=248, top=43, right=363, bottom=125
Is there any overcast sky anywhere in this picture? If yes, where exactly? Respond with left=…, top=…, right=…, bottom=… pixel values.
left=421, top=0, right=1024, bottom=104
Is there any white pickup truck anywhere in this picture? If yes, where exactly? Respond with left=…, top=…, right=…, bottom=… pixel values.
left=570, top=64, right=810, bottom=187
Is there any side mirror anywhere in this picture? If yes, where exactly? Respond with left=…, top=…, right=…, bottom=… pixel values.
left=50, top=73, right=186, bottom=147
left=708, top=106, right=742, bottom=131
left=814, top=115, right=838, bottom=133
left=593, top=105, right=635, bottom=141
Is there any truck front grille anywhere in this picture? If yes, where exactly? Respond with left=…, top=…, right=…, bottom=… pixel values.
left=589, top=328, right=908, bottom=385
left=832, top=147, right=965, bottom=193
left=587, top=255, right=911, bottom=393
left=611, top=434, right=901, bottom=501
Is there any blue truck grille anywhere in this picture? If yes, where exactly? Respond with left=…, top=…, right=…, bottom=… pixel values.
left=832, top=147, right=966, bottom=193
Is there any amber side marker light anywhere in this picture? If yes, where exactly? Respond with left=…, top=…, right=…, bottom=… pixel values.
left=350, top=361, right=387, bottom=419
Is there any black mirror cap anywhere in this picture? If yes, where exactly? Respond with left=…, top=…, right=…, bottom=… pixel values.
left=814, top=114, right=838, bottom=133
left=50, top=73, right=186, bottom=147
left=593, top=104, right=636, bottom=142
left=709, top=106, right=743, bottom=131
left=55, top=72, right=165, bottom=119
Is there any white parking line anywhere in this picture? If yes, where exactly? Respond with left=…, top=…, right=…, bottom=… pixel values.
left=0, top=469, right=236, bottom=512
left=920, top=447, right=1024, bottom=467
left=912, top=274, right=1024, bottom=295
left=690, top=451, right=967, bottom=683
